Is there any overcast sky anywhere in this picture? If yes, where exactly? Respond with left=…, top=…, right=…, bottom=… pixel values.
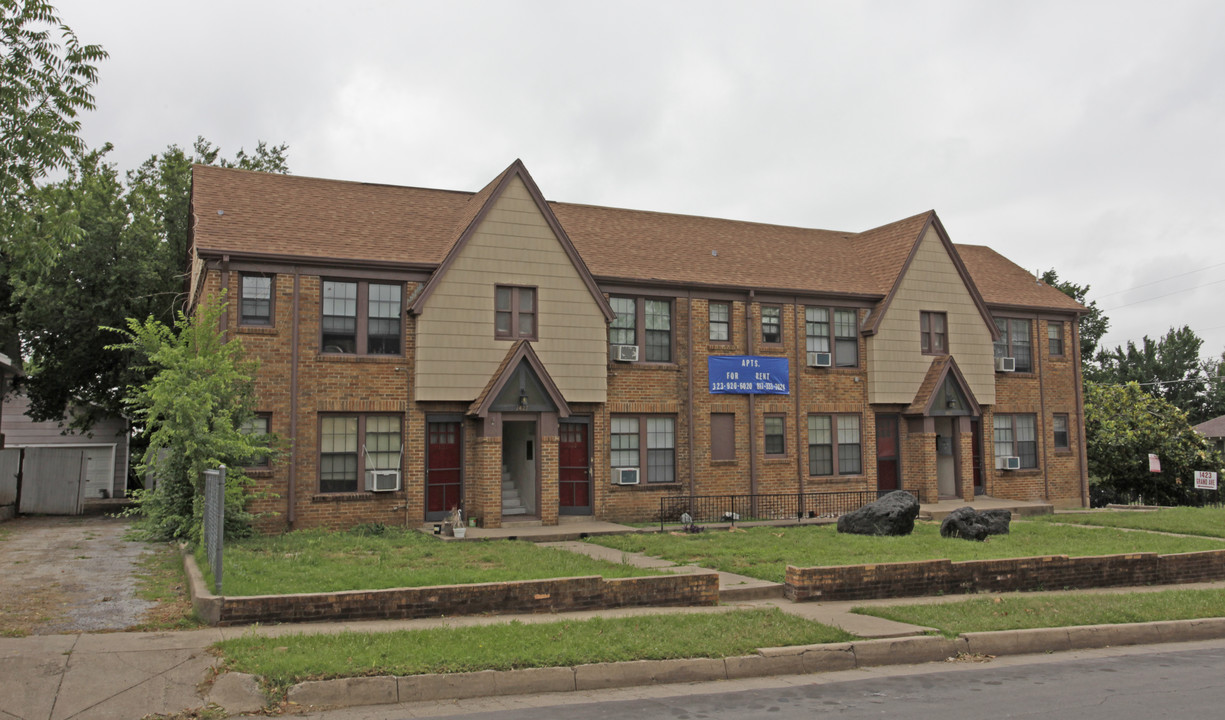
left=54, top=0, right=1225, bottom=361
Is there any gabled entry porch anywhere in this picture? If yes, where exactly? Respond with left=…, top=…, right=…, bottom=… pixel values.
left=898, top=356, right=984, bottom=503
left=465, top=341, right=591, bottom=529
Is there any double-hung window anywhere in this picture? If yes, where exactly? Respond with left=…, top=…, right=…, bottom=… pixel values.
left=807, top=415, right=862, bottom=476
left=322, top=280, right=402, bottom=355
left=239, top=274, right=274, bottom=326
left=806, top=307, right=859, bottom=367
left=761, top=305, right=782, bottom=345
left=764, top=415, right=786, bottom=456
left=993, top=318, right=1032, bottom=372
left=1053, top=413, right=1070, bottom=450
left=993, top=414, right=1037, bottom=468
left=239, top=413, right=271, bottom=468
left=609, top=297, right=672, bottom=362
left=920, top=311, right=947, bottom=355
left=495, top=286, right=537, bottom=340
left=610, top=415, right=676, bottom=483
left=319, top=414, right=403, bottom=493
left=709, top=302, right=730, bottom=342
left=1048, top=321, right=1065, bottom=357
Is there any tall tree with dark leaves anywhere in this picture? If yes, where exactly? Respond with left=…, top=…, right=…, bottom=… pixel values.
left=10, top=139, right=289, bottom=430
left=1040, top=269, right=1109, bottom=379
left=1, top=0, right=107, bottom=359
left=1096, top=326, right=1218, bottom=424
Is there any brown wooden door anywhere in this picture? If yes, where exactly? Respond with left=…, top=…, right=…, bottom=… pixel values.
left=558, top=420, right=591, bottom=515
left=426, top=421, right=462, bottom=521
left=875, top=414, right=899, bottom=492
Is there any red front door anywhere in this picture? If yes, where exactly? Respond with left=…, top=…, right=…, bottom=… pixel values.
left=426, top=421, right=462, bottom=521
left=875, top=414, right=899, bottom=492
left=558, top=421, right=591, bottom=515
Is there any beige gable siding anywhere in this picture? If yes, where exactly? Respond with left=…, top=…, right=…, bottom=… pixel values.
left=415, top=176, right=607, bottom=402
left=867, top=227, right=996, bottom=405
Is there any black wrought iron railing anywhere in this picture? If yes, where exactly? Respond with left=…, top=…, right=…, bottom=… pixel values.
left=658, top=490, right=887, bottom=530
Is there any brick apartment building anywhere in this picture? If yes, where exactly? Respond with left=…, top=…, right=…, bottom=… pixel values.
left=187, top=160, right=1088, bottom=531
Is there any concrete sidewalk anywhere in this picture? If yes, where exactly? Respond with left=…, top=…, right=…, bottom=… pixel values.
left=9, top=578, right=1225, bottom=718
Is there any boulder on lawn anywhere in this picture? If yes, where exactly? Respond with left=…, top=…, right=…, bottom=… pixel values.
left=836, top=490, right=920, bottom=536
left=940, top=506, right=1012, bottom=541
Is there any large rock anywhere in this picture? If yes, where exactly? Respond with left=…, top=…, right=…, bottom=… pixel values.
left=940, top=507, right=1012, bottom=541
left=836, top=491, right=920, bottom=536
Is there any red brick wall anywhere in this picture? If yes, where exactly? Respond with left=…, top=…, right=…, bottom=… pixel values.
left=784, top=549, right=1225, bottom=601
left=215, top=572, right=719, bottom=625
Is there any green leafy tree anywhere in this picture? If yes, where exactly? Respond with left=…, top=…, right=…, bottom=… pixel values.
left=1040, top=269, right=1109, bottom=377
left=1085, top=381, right=1222, bottom=506
left=1, top=0, right=106, bottom=357
left=108, top=301, right=274, bottom=543
left=1096, top=326, right=1218, bottom=424
left=10, top=139, right=288, bottom=429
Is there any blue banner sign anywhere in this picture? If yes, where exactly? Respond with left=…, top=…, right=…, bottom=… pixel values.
left=708, top=356, right=790, bottom=394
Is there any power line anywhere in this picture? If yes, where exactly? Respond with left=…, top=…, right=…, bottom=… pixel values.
left=1094, top=260, right=1225, bottom=300
left=1101, top=277, right=1225, bottom=312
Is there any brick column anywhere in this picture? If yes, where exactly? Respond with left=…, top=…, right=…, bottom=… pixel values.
left=539, top=435, right=560, bottom=525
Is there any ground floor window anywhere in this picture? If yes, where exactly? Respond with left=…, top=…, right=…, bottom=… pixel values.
left=611, top=415, right=675, bottom=483
left=319, top=414, right=402, bottom=492
left=808, top=414, right=861, bottom=476
left=993, top=414, right=1037, bottom=468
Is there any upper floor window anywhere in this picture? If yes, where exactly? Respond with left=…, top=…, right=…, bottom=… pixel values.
left=806, top=307, right=859, bottom=367
left=239, top=274, right=273, bottom=326
left=761, top=305, right=782, bottom=345
left=709, top=302, right=730, bottom=342
left=1048, top=321, right=1065, bottom=357
left=495, top=286, right=537, bottom=340
left=993, top=318, right=1032, bottom=372
left=609, top=296, right=672, bottom=362
left=920, top=311, right=947, bottom=355
left=993, top=414, right=1037, bottom=468
left=322, top=280, right=402, bottom=355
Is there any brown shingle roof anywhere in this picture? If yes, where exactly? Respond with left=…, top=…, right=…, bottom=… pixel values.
left=955, top=244, right=1086, bottom=313
left=189, top=165, right=1084, bottom=312
left=1194, top=415, right=1225, bottom=439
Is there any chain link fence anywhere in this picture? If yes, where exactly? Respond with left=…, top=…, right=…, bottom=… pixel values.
left=203, top=466, right=226, bottom=595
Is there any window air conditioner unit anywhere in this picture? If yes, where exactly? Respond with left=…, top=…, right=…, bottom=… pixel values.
left=613, top=344, right=639, bottom=362
left=995, top=357, right=1016, bottom=372
left=995, top=456, right=1021, bottom=471
left=807, top=351, right=832, bottom=367
left=613, top=467, right=640, bottom=485
left=365, top=470, right=402, bottom=492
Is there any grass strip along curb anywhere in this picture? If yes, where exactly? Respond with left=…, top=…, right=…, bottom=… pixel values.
left=211, top=610, right=1225, bottom=712
left=854, top=587, right=1225, bottom=636
left=216, top=609, right=853, bottom=694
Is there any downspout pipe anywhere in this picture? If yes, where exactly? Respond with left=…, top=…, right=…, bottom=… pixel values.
left=288, top=269, right=300, bottom=527
left=1037, top=315, right=1050, bottom=501
left=1072, top=320, right=1090, bottom=507
left=687, top=292, right=696, bottom=501
left=746, top=290, right=757, bottom=509
left=793, top=298, right=804, bottom=507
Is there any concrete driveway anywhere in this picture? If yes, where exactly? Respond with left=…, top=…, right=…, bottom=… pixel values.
left=0, top=514, right=157, bottom=636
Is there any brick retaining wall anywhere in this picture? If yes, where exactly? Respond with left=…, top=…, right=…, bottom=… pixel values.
left=785, top=548, right=1225, bottom=601
left=201, top=571, right=718, bottom=626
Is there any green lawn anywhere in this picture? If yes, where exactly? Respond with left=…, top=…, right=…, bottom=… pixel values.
left=216, top=608, right=854, bottom=692
left=587, top=521, right=1225, bottom=584
left=1039, top=507, right=1225, bottom=538
left=203, top=526, right=662, bottom=596
left=855, top=587, right=1225, bottom=637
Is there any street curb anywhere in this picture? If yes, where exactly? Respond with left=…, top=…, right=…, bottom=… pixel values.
left=260, top=617, right=1225, bottom=713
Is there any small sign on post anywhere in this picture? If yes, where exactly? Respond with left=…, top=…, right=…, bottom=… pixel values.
left=1149, top=454, right=1161, bottom=473
left=1194, top=470, right=1219, bottom=491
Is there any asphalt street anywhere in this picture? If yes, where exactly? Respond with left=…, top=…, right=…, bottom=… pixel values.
left=308, top=639, right=1225, bottom=720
